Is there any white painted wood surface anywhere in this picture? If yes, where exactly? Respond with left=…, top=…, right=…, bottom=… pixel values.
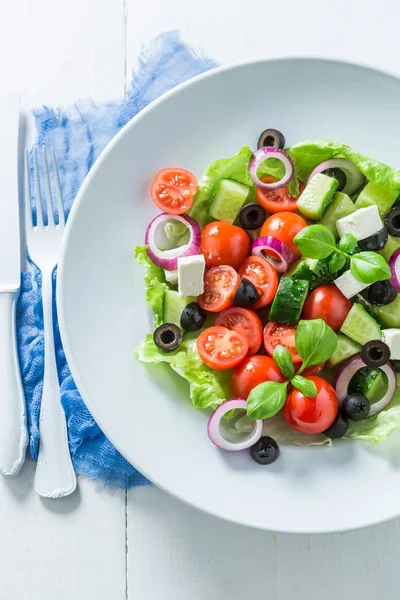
left=2, top=0, right=400, bottom=598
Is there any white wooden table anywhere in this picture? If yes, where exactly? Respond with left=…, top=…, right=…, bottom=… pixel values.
left=1, top=1, right=400, bottom=598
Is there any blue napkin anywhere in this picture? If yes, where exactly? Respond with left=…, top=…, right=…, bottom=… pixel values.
left=16, top=31, right=216, bottom=488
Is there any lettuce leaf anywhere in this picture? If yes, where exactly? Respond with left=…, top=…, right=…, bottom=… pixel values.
left=134, top=245, right=168, bottom=327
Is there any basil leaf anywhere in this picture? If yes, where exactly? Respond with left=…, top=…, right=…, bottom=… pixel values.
left=247, top=381, right=287, bottom=420
left=329, top=252, right=346, bottom=273
left=295, top=319, right=338, bottom=367
left=291, top=375, right=318, bottom=397
left=350, top=251, right=391, bottom=284
left=293, top=225, right=337, bottom=259
left=273, top=345, right=294, bottom=379
left=338, top=233, right=358, bottom=253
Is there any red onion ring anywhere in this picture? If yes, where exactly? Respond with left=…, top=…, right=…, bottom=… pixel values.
left=207, top=398, right=263, bottom=451
left=145, top=213, right=201, bottom=270
left=249, top=147, right=294, bottom=191
left=307, top=158, right=366, bottom=196
left=333, top=354, right=397, bottom=417
left=252, top=236, right=294, bottom=272
left=389, top=248, right=400, bottom=292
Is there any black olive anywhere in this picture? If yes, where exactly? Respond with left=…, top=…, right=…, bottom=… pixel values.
left=391, top=360, right=400, bottom=373
left=367, top=280, right=397, bottom=306
left=361, top=340, right=391, bottom=367
left=342, top=393, right=370, bottom=421
left=239, top=202, right=267, bottom=231
left=358, top=227, right=389, bottom=251
left=234, top=278, right=259, bottom=308
left=153, top=323, right=182, bottom=352
left=257, top=128, right=285, bottom=150
left=322, top=167, right=347, bottom=191
left=323, top=412, right=349, bottom=439
left=250, top=436, right=280, bottom=465
left=384, top=207, right=400, bottom=237
left=180, top=302, right=207, bottom=332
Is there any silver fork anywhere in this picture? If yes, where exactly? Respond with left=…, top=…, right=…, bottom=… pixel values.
left=25, top=147, right=76, bottom=498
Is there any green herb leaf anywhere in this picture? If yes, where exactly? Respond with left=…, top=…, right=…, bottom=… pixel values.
left=350, top=251, right=391, bottom=284
left=291, top=375, right=318, bottom=397
left=329, top=252, right=346, bottom=273
left=295, top=319, right=338, bottom=367
left=247, top=381, right=288, bottom=420
left=338, top=233, right=358, bottom=253
left=293, top=225, right=337, bottom=259
left=273, top=345, right=294, bottom=379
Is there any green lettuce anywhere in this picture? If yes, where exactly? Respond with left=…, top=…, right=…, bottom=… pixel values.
left=134, top=245, right=168, bottom=327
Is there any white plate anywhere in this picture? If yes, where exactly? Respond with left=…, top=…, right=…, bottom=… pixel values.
left=58, top=58, right=400, bottom=534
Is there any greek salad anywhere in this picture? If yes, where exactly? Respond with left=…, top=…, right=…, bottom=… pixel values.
left=135, top=129, right=400, bottom=466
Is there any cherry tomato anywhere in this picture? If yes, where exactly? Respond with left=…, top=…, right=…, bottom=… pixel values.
left=301, top=362, right=326, bottom=376
left=231, top=355, right=286, bottom=398
left=238, top=256, right=278, bottom=309
left=215, top=307, right=263, bottom=355
left=196, top=326, right=248, bottom=370
left=256, top=176, right=305, bottom=213
left=151, top=168, right=198, bottom=214
left=200, top=221, right=251, bottom=269
left=302, top=284, right=352, bottom=332
left=284, top=376, right=338, bottom=434
left=260, top=211, right=307, bottom=260
left=264, top=321, right=302, bottom=364
left=197, top=265, right=239, bottom=313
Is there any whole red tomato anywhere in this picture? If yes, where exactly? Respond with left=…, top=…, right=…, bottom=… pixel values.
left=284, top=376, right=338, bottom=435
left=231, top=355, right=285, bottom=398
left=302, top=285, right=351, bottom=332
left=200, top=221, right=250, bottom=269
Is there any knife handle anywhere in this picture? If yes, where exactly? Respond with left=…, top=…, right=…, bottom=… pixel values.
left=0, top=291, right=28, bottom=475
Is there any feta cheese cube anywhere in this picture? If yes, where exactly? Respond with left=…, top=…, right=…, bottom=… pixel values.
left=382, top=329, right=400, bottom=360
left=334, top=270, right=370, bottom=299
left=164, top=269, right=178, bottom=285
left=336, top=205, right=383, bottom=241
left=178, top=254, right=205, bottom=297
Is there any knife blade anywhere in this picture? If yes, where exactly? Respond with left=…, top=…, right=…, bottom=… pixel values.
left=0, top=93, right=28, bottom=475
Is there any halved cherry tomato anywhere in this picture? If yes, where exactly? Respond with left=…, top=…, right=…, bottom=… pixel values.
left=302, top=284, right=352, bottom=332
left=260, top=211, right=307, bottom=260
left=150, top=168, right=198, bottom=214
left=200, top=221, right=251, bottom=269
left=284, top=376, right=338, bottom=434
left=264, top=321, right=302, bottom=364
left=256, top=176, right=305, bottom=213
left=215, top=307, right=263, bottom=355
left=196, top=326, right=248, bottom=370
left=197, top=265, right=239, bottom=313
left=231, top=355, right=286, bottom=398
left=238, top=256, right=278, bottom=309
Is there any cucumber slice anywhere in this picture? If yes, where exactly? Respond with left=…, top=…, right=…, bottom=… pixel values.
left=288, top=256, right=335, bottom=290
left=209, top=178, right=250, bottom=224
left=378, top=234, right=400, bottom=261
left=163, top=290, right=195, bottom=328
left=297, top=173, right=338, bottom=220
left=340, top=303, right=382, bottom=345
left=374, top=293, right=400, bottom=328
left=355, top=181, right=398, bottom=217
left=327, top=333, right=361, bottom=369
left=269, top=277, right=309, bottom=325
left=349, top=367, right=388, bottom=404
left=320, top=191, right=356, bottom=238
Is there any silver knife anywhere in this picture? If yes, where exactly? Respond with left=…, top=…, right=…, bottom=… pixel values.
left=0, top=93, right=28, bottom=475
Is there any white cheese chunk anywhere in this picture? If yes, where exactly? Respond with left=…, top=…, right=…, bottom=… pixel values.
left=382, top=329, right=400, bottom=359
left=334, top=270, right=370, bottom=299
left=336, top=205, right=383, bottom=241
left=178, top=254, right=205, bottom=297
left=164, top=269, right=178, bottom=285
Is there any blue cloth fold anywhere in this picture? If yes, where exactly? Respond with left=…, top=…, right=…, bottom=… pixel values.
left=16, top=31, right=216, bottom=488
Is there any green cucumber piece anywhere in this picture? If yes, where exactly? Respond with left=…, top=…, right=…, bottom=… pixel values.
left=349, top=367, right=387, bottom=404
left=320, top=191, right=356, bottom=238
left=163, top=290, right=195, bottom=328
left=340, top=303, right=382, bottom=345
left=355, top=181, right=399, bottom=217
left=327, top=333, right=361, bottom=369
left=269, top=277, right=309, bottom=325
left=297, top=173, right=338, bottom=220
left=209, top=178, right=250, bottom=224
left=288, top=256, right=335, bottom=290
left=374, top=293, right=400, bottom=328
left=378, top=234, right=400, bottom=261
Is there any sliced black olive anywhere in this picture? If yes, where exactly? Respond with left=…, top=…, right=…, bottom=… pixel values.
left=153, top=323, right=182, bottom=352
left=257, top=128, right=285, bottom=150
left=239, top=202, right=267, bottom=231
left=250, top=436, right=280, bottom=465
left=180, top=302, right=207, bottom=332
left=358, top=227, right=389, bottom=251
left=361, top=340, right=390, bottom=367
left=322, top=167, right=347, bottom=191
left=384, top=207, right=400, bottom=237
left=234, top=278, right=259, bottom=308
left=342, top=393, right=370, bottom=421
left=323, top=413, right=349, bottom=439
left=366, top=280, right=397, bottom=306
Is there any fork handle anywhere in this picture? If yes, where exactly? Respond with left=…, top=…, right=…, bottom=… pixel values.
left=34, top=270, right=76, bottom=498
left=0, top=291, right=28, bottom=475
